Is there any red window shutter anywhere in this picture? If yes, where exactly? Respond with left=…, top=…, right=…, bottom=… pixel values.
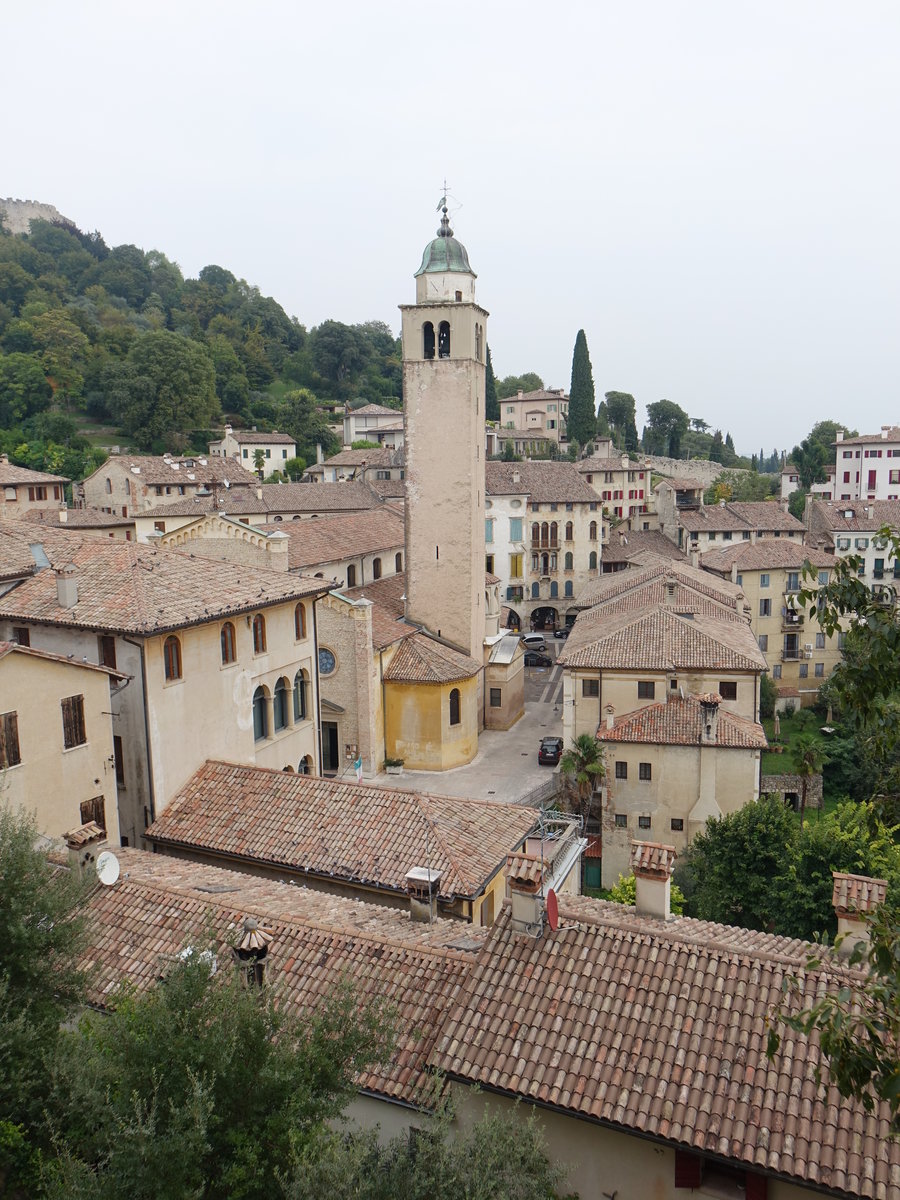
left=745, top=1173, right=768, bottom=1200
left=674, top=1150, right=703, bottom=1188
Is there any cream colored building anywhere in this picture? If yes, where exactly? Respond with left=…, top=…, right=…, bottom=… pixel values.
left=0, top=528, right=327, bottom=846
left=1, top=455, right=68, bottom=520
left=701, top=538, right=841, bottom=706
left=496, top=387, right=568, bottom=442
left=597, top=693, right=765, bottom=884
left=207, top=425, right=297, bottom=465
left=343, top=403, right=405, bottom=448
left=80, top=454, right=258, bottom=517
left=0, top=640, right=122, bottom=843
left=658, top=489, right=805, bottom=552
left=578, top=450, right=655, bottom=527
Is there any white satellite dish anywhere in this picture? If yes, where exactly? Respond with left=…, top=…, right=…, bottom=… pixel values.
left=96, top=850, right=120, bottom=887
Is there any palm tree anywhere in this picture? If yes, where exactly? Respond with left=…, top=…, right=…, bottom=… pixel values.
left=795, top=735, right=826, bottom=828
left=560, top=734, right=606, bottom=826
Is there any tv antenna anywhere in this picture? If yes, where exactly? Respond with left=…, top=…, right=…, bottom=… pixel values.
left=96, top=850, right=121, bottom=887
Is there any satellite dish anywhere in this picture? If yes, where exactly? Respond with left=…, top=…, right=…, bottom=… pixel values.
left=96, top=851, right=120, bottom=887
left=545, top=888, right=559, bottom=931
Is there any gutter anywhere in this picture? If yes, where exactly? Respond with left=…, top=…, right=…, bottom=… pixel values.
left=123, top=635, right=156, bottom=833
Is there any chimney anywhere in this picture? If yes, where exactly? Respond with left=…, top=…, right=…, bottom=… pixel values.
left=631, top=840, right=677, bottom=920
left=256, top=486, right=263, bottom=500
left=832, top=872, right=887, bottom=959
left=56, top=507, right=68, bottom=524
left=778, top=496, right=789, bottom=513
left=730, top=561, right=738, bottom=584
left=517, top=389, right=524, bottom=399
left=605, top=703, right=615, bottom=731
left=64, top=821, right=108, bottom=875
left=265, top=529, right=290, bottom=571
left=836, top=430, right=844, bottom=442
left=0, top=453, right=8, bottom=465
left=512, top=468, right=520, bottom=485
left=233, top=916, right=272, bottom=986
left=506, top=853, right=545, bottom=935
left=55, top=563, right=78, bottom=608
left=316, top=442, right=324, bottom=465
left=881, top=426, right=890, bottom=440
left=690, top=549, right=700, bottom=569
left=406, top=867, right=442, bottom=923
left=698, top=692, right=721, bottom=743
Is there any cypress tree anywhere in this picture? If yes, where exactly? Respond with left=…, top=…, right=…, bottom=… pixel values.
left=567, top=329, right=596, bottom=449
left=485, top=344, right=499, bottom=421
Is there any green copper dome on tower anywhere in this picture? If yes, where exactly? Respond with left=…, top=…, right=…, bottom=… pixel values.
left=415, top=202, right=476, bottom=277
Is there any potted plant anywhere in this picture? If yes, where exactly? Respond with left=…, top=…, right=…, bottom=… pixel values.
left=383, top=757, right=404, bottom=776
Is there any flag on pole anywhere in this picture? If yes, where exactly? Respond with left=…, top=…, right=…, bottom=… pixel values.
left=354, top=755, right=363, bottom=783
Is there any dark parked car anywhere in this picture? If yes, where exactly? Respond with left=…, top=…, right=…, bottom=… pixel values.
left=539, top=736, right=564, bottom=766
left=553, top=627, right=571, bottom=640
left=524, top=651, right=553, bottom=667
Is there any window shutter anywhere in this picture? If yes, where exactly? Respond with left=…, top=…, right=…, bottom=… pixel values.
left=674, top=1150, right=703, bottom=1188
left=745, top=1173, right=768, bottom=1200
left=0, top=712, right=20, bottom=768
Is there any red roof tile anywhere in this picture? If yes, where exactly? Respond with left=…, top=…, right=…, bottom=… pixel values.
left=382, top=633, right=481, bottom=684
left=598, top=696, right=768, bottom=749
left=832, top=872, right=888, bottom=915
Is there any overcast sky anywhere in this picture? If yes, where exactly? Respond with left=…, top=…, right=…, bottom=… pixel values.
left=6, top=1, right=900, bottom=455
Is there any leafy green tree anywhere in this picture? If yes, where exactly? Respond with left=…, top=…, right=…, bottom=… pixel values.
left=686, top=795, right=797, bottom=930
left=759, top=672, right=777, bottom=719
left=44, top=955, right=394, bottom=1200
left=108, top=329, right=219, bottom=448
left=567, top=330, right=596, bottom=449
left=788, top=486, right=808, bottom=521
left=643, top=399, right=689, bottom=458
left=560, top=734, right=605, bottom=825
left=0, top=351, right=52, bottom=424
left=485, top=343, right=499, bottom=421
left=495, top=371, right=544, bottom=400
left=287, top=1103, right=566, bottom=1200
left=283, top=455, right=306, bottom=478
left=282, top=388, right=340, bottom=461
left=795, top=736, right=827, bottom=827
left=709, top=429, right=725, bottom=462
left=501, top=439, right=521, bottom=462
left=31, top=309, right=90, bottom=408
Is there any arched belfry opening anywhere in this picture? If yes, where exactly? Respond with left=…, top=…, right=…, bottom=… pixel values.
left=438, top=320, right=450, bottom=358
left=423, top=321, right=435, bottom=359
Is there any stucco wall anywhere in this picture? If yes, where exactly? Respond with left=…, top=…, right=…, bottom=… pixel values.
left=384, top=676, right=478, bottom=770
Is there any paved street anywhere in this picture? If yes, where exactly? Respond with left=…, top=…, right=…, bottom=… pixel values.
left=372, top=640, right=566, bottom=805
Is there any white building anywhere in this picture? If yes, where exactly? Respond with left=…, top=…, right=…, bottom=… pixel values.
left=833, top=426, right=900, bottom=500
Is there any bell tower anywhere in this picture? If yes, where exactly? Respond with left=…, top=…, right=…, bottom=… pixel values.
left=400, top=203, right=488, bottom=659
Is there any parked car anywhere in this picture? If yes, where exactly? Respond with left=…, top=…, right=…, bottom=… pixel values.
left=521, top=633, right=546, bottom=651
left=538, top=736, right=564, bottom=766
left=524, top=651, right=553, bottom=667
left=553, top=628, right=570, bottom=640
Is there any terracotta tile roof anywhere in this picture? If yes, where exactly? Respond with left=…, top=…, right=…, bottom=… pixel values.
left=369, top=479, right=406, bottom=500
left=776, top=685, right=801, bottom=698
left=679, top=502, right=804, bottom=534
left=64, top=820, right=106, bottom=847
left=835, top=427, right=900, bottom=445
left=429, top=895, right=900, bottom=1198
left=560, top=607, right=765, bottom=672
left=351, top=403, right=401, bottom=416
left=81, top=847, right=485, bottom=1106
left=146, top=760, right=537, bottom=902
left=91, top=455, right=258, bottom=487
left=505, top=851, right=544, bottom=890
left=602, top=532, right=687, bottom=564
left=23, top=507, right=133, bottom=529
left=598, top=695, right=768, bottom=748
left=341, top=572, right=416, bottom=649
left=0, top=524, right=44, bottom=581
left=631, top=839, right=677, bottom=879
left=324, top=448, right=398, bottom=468
left=259, top=508, right=404, bottom=570
left=0, top=639, right=126, bottom=679
left=576, top=559, right=746, bottom=615
left=257, top=481, right=383, bottom=513
left=576, top=453, right=645, bottom=473
left=227, top=430, right=295, bottom=445
left=0, top=460, right=69, bottom=485
left=382, top=632, right=481, bottom=684
left=132, top=493, right=266, bottom=518
left=503, top=388, right=568, bottom=402
left=832, top=872, right=888, bottom=915
left=701, top=538, right=835, bottom=572
left=0, top=534, right=327, bottom=634
left=654, top=476, right=706, bottom=490
left=808, top=499, right=900, bottom=533
left=485, top=461, right=600, bottom=503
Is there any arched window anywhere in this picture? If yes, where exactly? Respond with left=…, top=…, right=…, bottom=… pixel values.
left=438, top=321, right=450, bottom=358
left=298, top=754, right=312, bottom=775
left=293, top=669, right=308, bottom=721
left=589, top=551, right=598, bottom=570
left=531, top=581, right=540, bottom=598
left=550, top=522, right=558, bottom=545
left=252, top=613, right=266, bottom=654
left=531, top=522, right=540, bottom=546
left=564, top=551, right=573, bottom=570
left=589, top=521, right=598, bottom=540
left=273, top=678, right=289, bottom=731
left=565, top=580, right=574, bottom=597
left=475, top=323, right=483, bottom=361
left=541, top=522, right=549, bottom=547
left=294, top=603, right=306, bottom=640
left=104, top=477, right=112, bottom=494
left=372, top=557, right=382, bottom=580
left=449, top=687, right=461, bottom=726
left=252, top=686, right=268, bottom=741
left=220, top=622, right=236, bottom=665
left=550, top=581, right=559, bottom=599
left=565, top=521, right=574, bottom=541
left=346, top=564, right=357, bottom=588
left=423, top=321, right=435, bottom=359
left=163, top=636, right=182, bottom=681
left=395, top=551, right=402, bottom=572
